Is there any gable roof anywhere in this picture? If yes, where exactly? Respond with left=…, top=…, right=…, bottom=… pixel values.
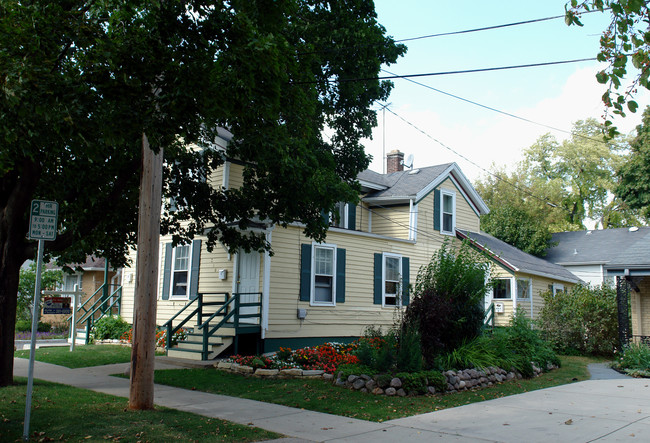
left=457, top=230, right=581, bottom=284
left=46, top=256, right=109, bottom=272
left=545, top=227, right=650, bottom=266
left=358, top=162, right=489, bottom=215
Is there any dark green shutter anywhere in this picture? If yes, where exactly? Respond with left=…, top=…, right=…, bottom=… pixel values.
left=189, top=239, right=201, bottom=299
left=300, top=244, right=312, bottom=301
left=161, top=243, right=173, bottom=300
left=347, top=204, right=356, bottom=230
left=373, top=253, right=382, bottom=305
left=336, top=248, right=346, bottom=303
left=402, top=257, right=410, bottom=306
left=433, top=189, right=441, bottom=231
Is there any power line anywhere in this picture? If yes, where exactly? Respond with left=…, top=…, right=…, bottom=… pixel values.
left=379, top=105, right=571, bottom=213
left=380, top=68, right=609, bottom=145
left=290, top=58, right=597, bottom=85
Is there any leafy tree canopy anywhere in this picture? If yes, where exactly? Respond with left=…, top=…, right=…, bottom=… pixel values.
left=566, top=1, right=650, bottom=136
left=617, top=106, right=650, bottom=219
left=0, top=0, right=405, bottom=385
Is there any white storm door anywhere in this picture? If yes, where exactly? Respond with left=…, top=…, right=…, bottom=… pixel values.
left=237, top=250, right=260, bottom=324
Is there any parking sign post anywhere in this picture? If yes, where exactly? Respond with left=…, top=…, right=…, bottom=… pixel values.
left=23, top=200, right=58, bottom=441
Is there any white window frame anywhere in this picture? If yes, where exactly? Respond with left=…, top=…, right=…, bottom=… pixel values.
left=60, top=273, right=82, bottom=292
left=552, top=283, right=565, bottom=295
left=382, top=252, right=403, bottom=307
left=440, top=189, right=456, bottom=235
left=310, top=242, right=337, bottom=307
left=516, top=278, right=532, bottom=299
left=493, top=277, right=513, bottom=300
left=169, top=244, right=193, bottom=300
left=330, top=202, right=348, bottom=229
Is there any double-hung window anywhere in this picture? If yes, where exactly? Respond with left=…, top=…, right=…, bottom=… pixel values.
left=170, top=245, right=191, bottom=298
left=441, top=190, right=455, bottom=234
left=312, top=244, right=336, bottom=305
left=383, top=253, right=402, bottom=306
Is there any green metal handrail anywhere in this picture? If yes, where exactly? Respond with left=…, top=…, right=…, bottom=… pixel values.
left=162, top=292, right=230, bottom=351
left=484, top=303, right=495, bottom=328
left=78, top=286, right=123, bottom=344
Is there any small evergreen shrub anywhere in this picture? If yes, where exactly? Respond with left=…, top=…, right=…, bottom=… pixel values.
left=15, top=320, right=31, bottom=332
left=37, top=321, right=52, bottom=332
left=395, top=324, right=424, bottom=372
left=91, top=315, right=131, bottom=341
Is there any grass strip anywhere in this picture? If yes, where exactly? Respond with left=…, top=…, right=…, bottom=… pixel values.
left=0, top=378, right=282, bottom=442
left=14, top=345, right=134, bottom=368
left=152, top=356, right=597, bottom=422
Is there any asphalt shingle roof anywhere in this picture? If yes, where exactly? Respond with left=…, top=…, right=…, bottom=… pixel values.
left=545, top=227, right=650, bottom=266
left=359, top=163, right=453, bottom=198
left=458, top=230, right=581, bottom=283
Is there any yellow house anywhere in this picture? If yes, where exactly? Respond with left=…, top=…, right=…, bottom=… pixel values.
left=120, top=143, right=492, bottom=359
left=457, top=230, right=581, bottom=327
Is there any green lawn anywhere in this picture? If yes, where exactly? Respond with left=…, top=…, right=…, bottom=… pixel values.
left=14, top=345, right=133, bottom=368
left=152, top=356, right=598, bottom=422
left=0, top=378, right=282, bottom=442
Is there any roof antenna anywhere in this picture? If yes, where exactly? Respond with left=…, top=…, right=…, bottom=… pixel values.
left=402, top=153, right=414, bottom=169
left=378, top=102, right=391, bottom=174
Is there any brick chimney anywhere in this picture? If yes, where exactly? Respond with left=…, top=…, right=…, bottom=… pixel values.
left=386, top=150, right=404, bottom=174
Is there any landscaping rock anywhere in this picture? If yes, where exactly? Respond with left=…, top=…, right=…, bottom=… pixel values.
left=397, top=388, right=407, bottom=397
left=348, top=375, right=359, bottom=383
left=353, top=378, right=366, bottom=390
left=372, top=387, right=384, bottom=395
left=303, top=370, right=324, bottom=377
left=361, top=388, right=368, bottom=393
left=323, top=373, right=334, bottom=381
left=365, top=380, right=376, bottom=390
left=335, top=379, right=347, bottom=387
left=427, top=386, right=436, bottom=395
left=385, top=387, right=396, bottom=396
left=216, top=361, right=232, bottom=370
left=458, top=380, right=466, bottom=389
left=390, top=378, right=402, bottom=388
left=255, top=369, right=279, bottom=377
left=360, top=374, right=372, bottom=381
left=238, top=365, right=254, bottom=374
left=280, top=368, right=303, bottom=377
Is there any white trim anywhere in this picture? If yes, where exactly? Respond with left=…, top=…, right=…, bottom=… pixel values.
left=358, top=179, right=387, bottom=191
left=222, top=160, right=230, bottom=190
left=310, top=242, right=337, bottom=307
left=440, top=189, right=456, bottom=236
left=408, top=199, right=418, bottom=241
left=368, top=209, right=372, bottom=232
left=382, top=252, right=403, bottom=308
left=492, top=276, right=515, bottom=302
left=516, top=277, right=533, bottom=318
left=261, top=228, right=273, bottom=337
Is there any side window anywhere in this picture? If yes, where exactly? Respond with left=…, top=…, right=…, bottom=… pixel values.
left=330, top=202, right=347, bottom=228
left=517, top=278, right=531, bottom=299
left=312, top=244, right=336, bottom=305
left=441, top=190, right=455, bottom=234
left=383, top=254, right=402, bottom=306
left=493, top=278, right=512, bottom=299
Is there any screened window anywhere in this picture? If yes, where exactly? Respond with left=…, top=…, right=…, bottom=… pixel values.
left=62, top=274, right=82, bottom=292
left=171, top=245, right=191, bottom=298
left=493, top=278, right=512, bottom=299
left=384, top=254, right=402, bottom=306
left=313, top=245, right=335, bottom=304
left=439, top=190, right=455, bottom=234
left=330, top=202, right=347, bottom=228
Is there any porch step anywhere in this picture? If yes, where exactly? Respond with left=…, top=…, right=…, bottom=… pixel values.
left=169, top=335, right=233, bottom=360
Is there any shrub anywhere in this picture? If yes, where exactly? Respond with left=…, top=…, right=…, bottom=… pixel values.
left=37, top=321, right=52, bottom=332
left=404, top=241, right=488, bottom=368
left=15, top=320, right=31, bottom=332
left=612, top=342, right=650, bottom=376
left=336, top=364, right=377, bottom=380
left=395, top=323, right=423, bottom=372
left=91, top=315, right=131, bottom=341
left=537, top=284, right=618, bottom=356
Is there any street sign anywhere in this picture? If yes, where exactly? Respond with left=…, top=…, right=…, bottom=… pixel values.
left=29, top=200, right=58, bottom=240
left=42, top=296, right=72, bottom=315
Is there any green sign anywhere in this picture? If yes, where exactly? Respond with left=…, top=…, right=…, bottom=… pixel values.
left=29, top=200, right=58, bottom=240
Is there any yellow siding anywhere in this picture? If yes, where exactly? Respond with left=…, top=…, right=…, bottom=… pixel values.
left=438, top=178, right=481, bottom=232
left=208, top=163, right=224, bottom=190
left=228, top=163, right=245, bottom=189
left=631, top=277, right=650, bottom=339
left=369, top=205, right=411, bottom=239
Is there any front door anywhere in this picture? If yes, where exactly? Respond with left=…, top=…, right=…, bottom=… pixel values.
left=237, top=250, right=260, bottom=324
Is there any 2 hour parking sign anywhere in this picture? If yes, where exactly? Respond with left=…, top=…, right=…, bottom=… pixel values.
left=29, top=200, right=58, bottom=240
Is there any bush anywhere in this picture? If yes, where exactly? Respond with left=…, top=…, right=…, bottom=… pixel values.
left=612, top=342, right=650, bottom=376
left=15, top=320, right=31, bottom=332
left=37, top=321, right=52, bottom=332
left=404, top=241, right=488, bottom=368
left=439, top=310, right=559, bottom=377
left=91, top=315, right=131, bottom=341
left=395, top=324, right=423, bottom=372
left=537, top=284, right=618, bottom=356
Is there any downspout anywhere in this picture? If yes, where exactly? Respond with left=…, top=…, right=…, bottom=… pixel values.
left=261, top=227, right=274, bottom=338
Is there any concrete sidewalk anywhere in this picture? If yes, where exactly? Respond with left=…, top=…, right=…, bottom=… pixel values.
left=13, top=357, right=650, bottom=442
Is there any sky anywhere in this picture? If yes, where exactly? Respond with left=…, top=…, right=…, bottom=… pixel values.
left=362, top=0, right=650, bottom=183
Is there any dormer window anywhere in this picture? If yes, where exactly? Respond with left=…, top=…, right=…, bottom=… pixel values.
left=329, top=202, right=357, bottom=230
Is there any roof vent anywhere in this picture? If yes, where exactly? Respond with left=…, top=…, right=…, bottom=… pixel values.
left=408, top=169, right=420, bottom=175
left=586, top=231, right=592, bottom=235
left=573, top=249, right=578, bottom=255
left=629, top=226, right=639, bottom=232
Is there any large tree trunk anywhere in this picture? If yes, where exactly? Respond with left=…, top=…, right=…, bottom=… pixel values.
left=0, top=159, right=39, bottom=386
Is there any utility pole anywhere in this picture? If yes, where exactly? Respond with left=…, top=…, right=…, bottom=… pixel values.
left=129, top=132, right=163, bottom=410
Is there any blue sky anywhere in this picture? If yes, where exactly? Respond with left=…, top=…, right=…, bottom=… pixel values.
left=363, top=1, right=649, bottom=181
